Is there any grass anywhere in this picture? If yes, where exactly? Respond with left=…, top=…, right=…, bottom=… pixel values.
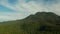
left=0, top=21, right=21, bottom=34
left=0, top=20, right=60, bottom=34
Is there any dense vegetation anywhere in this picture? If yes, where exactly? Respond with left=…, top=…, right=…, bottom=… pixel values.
left=0, top=12, right=60, bottom=34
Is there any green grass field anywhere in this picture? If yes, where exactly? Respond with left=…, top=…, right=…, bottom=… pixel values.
left=0, top=21, right=60, bottom=34
left=0, top=21, right=21, bottom=34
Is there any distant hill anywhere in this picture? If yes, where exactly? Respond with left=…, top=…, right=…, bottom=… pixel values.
left=20, top=12, right=60, bottom=34
left=0, top=12, right=60, bottom=34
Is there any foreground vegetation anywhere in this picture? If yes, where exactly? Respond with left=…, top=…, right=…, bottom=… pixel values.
left=0, top=12, right=60, bottom=34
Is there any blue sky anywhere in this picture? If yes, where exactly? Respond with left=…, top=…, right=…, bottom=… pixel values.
left=0, top=0, right=60, bottom=21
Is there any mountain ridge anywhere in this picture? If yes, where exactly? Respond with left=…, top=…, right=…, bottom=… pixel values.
left=19, top=12, right=60, bottom=34
left=0, top=12, right=60, bottom=34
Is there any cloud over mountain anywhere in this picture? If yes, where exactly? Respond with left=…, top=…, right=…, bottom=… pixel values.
left=0, top=0, right=60, bottom=21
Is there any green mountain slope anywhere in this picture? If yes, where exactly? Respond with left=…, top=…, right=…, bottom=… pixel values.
left=0, top=12, right=60, bottom=34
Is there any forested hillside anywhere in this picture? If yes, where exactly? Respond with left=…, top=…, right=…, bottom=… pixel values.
left=0, top=12, right=60, bottom=34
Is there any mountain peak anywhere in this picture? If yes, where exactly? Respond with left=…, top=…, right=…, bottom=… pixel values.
left=35, top=12, right=57, bottom=16
left=20, top=12, right=60, bottom=33
left=24, top=12, right=60, bottom=24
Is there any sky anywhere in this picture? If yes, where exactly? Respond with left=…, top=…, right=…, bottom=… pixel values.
left=0, top=0, right=60, bottom=21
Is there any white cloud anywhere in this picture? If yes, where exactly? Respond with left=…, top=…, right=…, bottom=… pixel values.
left=0, top=0, right=60, bottom=21
left=0, top=12, right=29, bottom=21
left=1, top=0, right=60, bottom=14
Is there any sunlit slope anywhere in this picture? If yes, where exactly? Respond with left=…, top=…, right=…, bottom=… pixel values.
left=0, top=21, right=21, bottom=34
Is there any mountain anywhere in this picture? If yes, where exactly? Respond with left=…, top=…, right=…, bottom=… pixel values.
left=20, top=12, right=60, bottom=34
left=0, top=12, right=60, bottom=34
